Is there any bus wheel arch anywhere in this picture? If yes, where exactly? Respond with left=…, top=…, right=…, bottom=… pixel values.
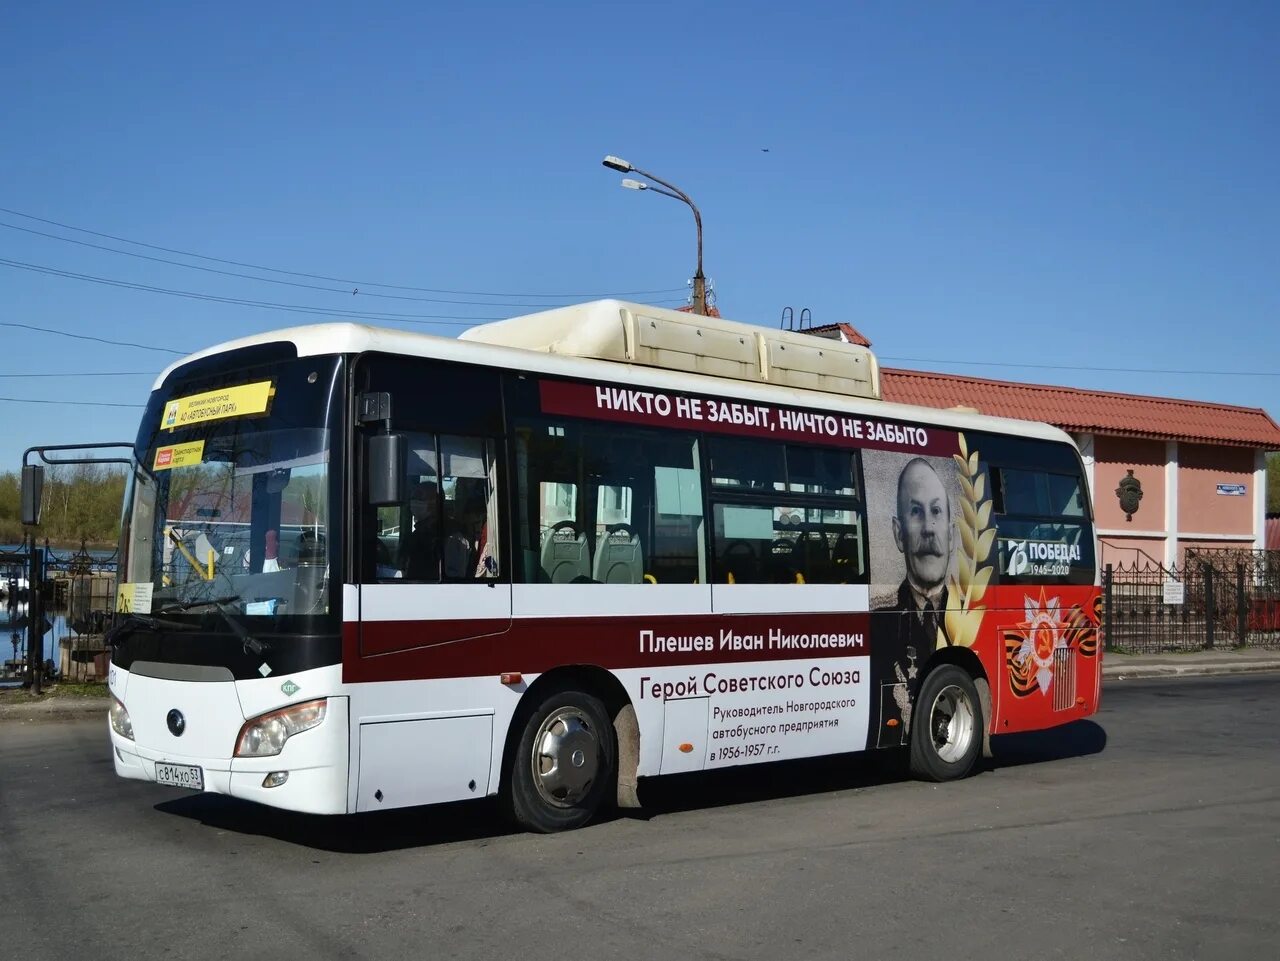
left=499, top=665, right=636, bottom=831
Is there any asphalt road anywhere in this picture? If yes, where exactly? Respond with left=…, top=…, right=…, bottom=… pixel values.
left=2, top=675, right=1278, bottom=961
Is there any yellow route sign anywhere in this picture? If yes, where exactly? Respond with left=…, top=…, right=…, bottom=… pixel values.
left=116, top=582, right=154, bottom=614
left=162, top=380, right=274, bottom=431
left=153, top=440, right=205, bottom=471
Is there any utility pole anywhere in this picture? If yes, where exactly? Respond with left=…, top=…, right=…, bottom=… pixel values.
left=29, top=542, right=45, bottom=695
left=602, top=155, right=708, bottom=316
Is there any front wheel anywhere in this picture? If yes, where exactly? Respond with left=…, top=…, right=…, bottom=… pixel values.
left=504, top=688, right=615, bottom=833
left=909, top=665, right=983, bottom=782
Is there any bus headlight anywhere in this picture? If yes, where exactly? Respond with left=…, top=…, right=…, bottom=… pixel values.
left=234, top=698, right=327, bottom=757
left=110, top=695, right=134, bottom=740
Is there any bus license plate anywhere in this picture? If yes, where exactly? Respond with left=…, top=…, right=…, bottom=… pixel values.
left=155, top=762, right=204, bottom=790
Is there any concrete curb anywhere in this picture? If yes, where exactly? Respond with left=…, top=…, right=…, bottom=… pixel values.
left=1103, top=662, right=1280, bottom=681
left=0, top=698, right=108, bottom=722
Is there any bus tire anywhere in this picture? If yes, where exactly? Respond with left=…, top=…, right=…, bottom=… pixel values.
left=504, top=688, right=615, bottom=833
left=909, top=664, right=982, bottom=782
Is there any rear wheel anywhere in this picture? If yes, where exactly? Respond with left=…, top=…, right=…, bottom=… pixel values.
left=504, top=688, right=615, bottom=833
left=909, top=665, right=982, bottom=782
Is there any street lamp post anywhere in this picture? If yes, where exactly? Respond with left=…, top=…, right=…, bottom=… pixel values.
left=602, top=155, right=707, bottom=316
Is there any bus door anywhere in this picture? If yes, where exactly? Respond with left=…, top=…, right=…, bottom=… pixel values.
left=354, top=355, right=512, bottom=661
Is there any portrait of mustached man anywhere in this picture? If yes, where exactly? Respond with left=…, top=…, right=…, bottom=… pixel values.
left=868, top=454, right=958, bottom=748
left=889, top=457, right=954, bottom=653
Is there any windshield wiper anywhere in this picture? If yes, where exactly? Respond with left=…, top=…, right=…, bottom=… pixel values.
left=214, top=598, right=271, bottom=658
left=156, top=594, right=242, bottom=614
left=104, top=613, right=198, bottom=650
left=158, top=596, right=272, bottom=658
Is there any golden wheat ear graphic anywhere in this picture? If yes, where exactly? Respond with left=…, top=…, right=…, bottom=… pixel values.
left=941, top=433, right=994, bottom=648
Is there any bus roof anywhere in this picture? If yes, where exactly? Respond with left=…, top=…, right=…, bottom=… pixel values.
left=154, top=300, right=1076, bottom=448
left=458, top=300, right=880, bottom=400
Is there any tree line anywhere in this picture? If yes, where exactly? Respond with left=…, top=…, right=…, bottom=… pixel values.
left=0, top=466, right=127, bottom=547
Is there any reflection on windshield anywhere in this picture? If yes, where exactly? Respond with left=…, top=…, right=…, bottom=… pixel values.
left=123, top=427, right=331, bottom=618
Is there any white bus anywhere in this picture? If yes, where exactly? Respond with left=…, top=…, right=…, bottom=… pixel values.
left=105, top=300, right=1101, bottom=832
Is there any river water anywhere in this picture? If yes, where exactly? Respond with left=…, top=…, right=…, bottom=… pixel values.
left=1, top=544, right=116, bottom=687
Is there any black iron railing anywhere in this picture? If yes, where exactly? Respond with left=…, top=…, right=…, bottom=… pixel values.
left=1103, top=549, right=1280, bottom=653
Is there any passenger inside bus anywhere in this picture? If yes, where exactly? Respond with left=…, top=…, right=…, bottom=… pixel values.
left=398, top=480, right=440, bottom=580
left=443, top=486, right=487, bottom=579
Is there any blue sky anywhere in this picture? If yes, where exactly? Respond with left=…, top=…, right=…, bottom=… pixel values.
left=1, top=1, right=1277, bottom=473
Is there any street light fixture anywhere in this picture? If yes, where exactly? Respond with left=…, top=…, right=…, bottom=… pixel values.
left=601, top=154, right=708, bottom=316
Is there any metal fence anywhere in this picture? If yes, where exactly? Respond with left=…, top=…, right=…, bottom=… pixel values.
left=2, top=537, right=118, bottom=687
left=1, top=541, right=34, bottom=683
left=1103, top=549, right=1280, bottom=653
left=43, top=540, right=118, bottom=576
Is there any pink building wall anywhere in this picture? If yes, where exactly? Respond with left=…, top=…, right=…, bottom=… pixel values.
left=1177, top=444, right=1254, bottom=535
left=1176, top=538, right=1254, bottom=564
left=1093, top=437, right=1166, bottom=530
left=1099, top=537, right=1165, bottom=569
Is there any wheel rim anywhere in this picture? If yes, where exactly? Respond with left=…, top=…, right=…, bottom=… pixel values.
left=530, top=706, right=600, bottom=808
left=928, top=683, right=976, bottom=764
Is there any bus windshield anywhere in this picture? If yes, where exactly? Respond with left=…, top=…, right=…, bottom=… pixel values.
left=119, top=353, right=344, bottom=632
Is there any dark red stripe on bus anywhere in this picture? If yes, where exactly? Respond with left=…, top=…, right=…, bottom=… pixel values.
left=342, top=612, right=872, bottom=684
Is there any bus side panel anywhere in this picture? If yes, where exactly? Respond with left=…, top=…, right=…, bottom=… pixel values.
left=342, top=609, right=874, bottom=792
left=612, top=656, right=870, bottom=774
left=982, top=584, right=1103, bottom=734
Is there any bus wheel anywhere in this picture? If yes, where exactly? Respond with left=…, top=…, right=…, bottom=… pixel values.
left=909, top=665, right=982, bottom=782
left=505, top=689, right=615, bottom=833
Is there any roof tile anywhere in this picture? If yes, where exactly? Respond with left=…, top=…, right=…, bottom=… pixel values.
left=880, top=367, right=1280, bottom=449
left=798, top=322, right=872, bottom=347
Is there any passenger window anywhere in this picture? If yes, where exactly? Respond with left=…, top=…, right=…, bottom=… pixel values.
left=367, top=433, right=499, bottom=582
left=651, top=453, right=704, bottom=585
left=984, top=452, right=1092, bottom=585
left=993, top=467, right=1085, bottom=519
left=596, top=484, right=632, bottom=530
left=712, top=503, right=864, bottom=584
left=994, top=467, right=1041, bottom=515
left=389, top=434, right=440, bottom=581
left=440, top=436, right=500, bottom=580
left=706, top=439, right=866, bottom=585
left=786, top=445, right=857, bottom=496
left=515, top=418, right=705, bottom=584
left=1046, top=473, right=1085, bottom=518
left=708, top=437, right=786, bottom=490
left=539, top=477, right=589, bottom=584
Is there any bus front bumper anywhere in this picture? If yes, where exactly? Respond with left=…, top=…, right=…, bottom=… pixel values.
left=110, top=697, right=350, bottom=815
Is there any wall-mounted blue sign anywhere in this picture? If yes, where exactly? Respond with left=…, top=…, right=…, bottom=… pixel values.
left=1216, top=484, right=1247, bottom=496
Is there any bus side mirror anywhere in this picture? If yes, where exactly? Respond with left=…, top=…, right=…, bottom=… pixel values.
left=21, top=465, right=44, bottom=526
left=367, top=433, right=405, bottom=506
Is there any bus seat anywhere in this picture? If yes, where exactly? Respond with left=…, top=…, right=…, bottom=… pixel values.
left=541, top=522, right=590, bottom=583
left=793, top=531, right=830, bottom=583
left=443, top=533, right=472, bottom=579
left=831, top=532, right=861, bottom=576
left=763, top=538, right=799, bottom=583
left=592, top=525, right=643, bottom=584
left=719, top=540, right=758, bottom=584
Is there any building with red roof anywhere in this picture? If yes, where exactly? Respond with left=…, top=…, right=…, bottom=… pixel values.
left=802, top=320, right=1280, bottom=568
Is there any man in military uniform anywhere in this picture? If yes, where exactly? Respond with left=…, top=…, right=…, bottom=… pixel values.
left=872, top=457, right=955, bottom=747
left=889, top=457, right=953, bottom=652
